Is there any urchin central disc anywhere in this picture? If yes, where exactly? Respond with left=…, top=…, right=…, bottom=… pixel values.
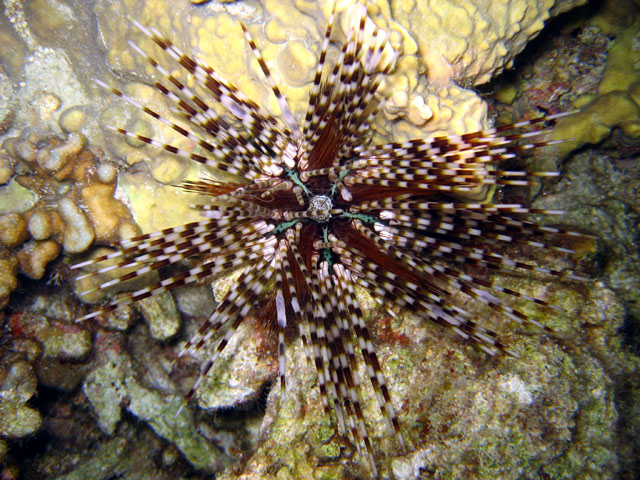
left=307, top=195, right=332, bottom=223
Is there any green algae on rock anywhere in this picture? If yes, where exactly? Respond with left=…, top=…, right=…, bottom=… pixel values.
left=0, top=361, right=42, bottom=439
left=215, top=274, right=628, bottom=480
left=137, top=291, right=181, bottom=341
left=83, top=336, right=230, bottom=472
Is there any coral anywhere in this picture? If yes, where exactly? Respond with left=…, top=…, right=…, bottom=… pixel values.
left=99, top=82, right=195, bottom=182
left=35, top=130, right=84, bottom=176
left=552, top=16, right=640, bottom=153
left=392, top=0, right=585, bottom=86
left=10, top=47, right=88, bottom=135
left=0, top=3, right=30, bottom=78
left=16, top=239, right=61, bottom=279
left=0, top=361, right=42, bottom=439
left=0, top=255, right=18, bottom=310
left=97, top=81, right=204, bottom=231
left=115, top=168, right=203, bottom=232
left=0, top=129, right=139, bottom=306
left=0, top=213, right=28, bottom=248
left=58, top=105, right=87, bottom=134
left=217, top=277, right=629, bottom=480
left=94, top=0, right=585, bottom=145
left=0, top=153, right=14, bottom=184
left=83, top=332, right=229, bottom=472
left=58, top=198, right=95, bottom=253
left=137, top=291, right=181, bottom=341
left=554, top=88, right=640, bottom=154
left=0, top=66, right=14, bottom=136
left=77, top=2, right=632, bottom=478
left=90, top=0, right=592, bottom=234
left=194, top=317, right=277, bottom=410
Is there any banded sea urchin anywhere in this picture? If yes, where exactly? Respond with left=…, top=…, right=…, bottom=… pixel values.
left=73, top=2, right=588, bottom=476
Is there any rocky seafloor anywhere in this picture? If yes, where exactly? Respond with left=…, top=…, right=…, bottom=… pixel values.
left=0, top=0, right=639, bottom=479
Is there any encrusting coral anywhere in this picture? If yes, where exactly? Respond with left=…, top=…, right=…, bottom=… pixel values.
left=96, top=0, right=586, bottom=149
left=0, top=361, right=42, bottom=440
left=553, top=15, right=640, bottom=153
left=0, top=129, right=138, bottom=307
left=91, top=0, right=594, bottom=235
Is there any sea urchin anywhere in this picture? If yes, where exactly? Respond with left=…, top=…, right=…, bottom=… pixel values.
left=73, top=2, right=587, bottom=476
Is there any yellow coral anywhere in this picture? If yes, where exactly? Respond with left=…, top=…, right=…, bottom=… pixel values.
left=73, top=246, right=159, bottom=304
left=16, top=240, right=61, bottom=280
left=95, top=0, right=588, bottom=235
left=81, top=184, right=135, bottom=243
left=116, top=170, right=202, bottom=232
left=0, top=255, right=18, bottom=309
left=393, top=0, right=587, bottom=86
